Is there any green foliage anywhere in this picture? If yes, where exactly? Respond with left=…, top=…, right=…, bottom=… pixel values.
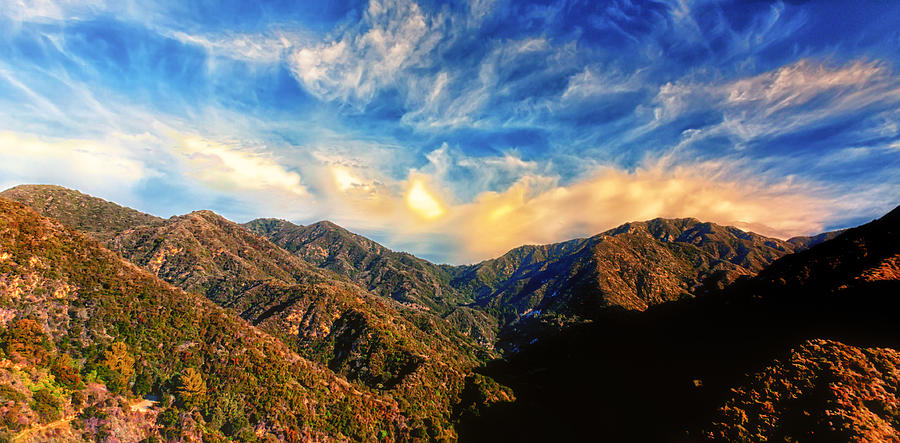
left=0, top=199, right=407, bottom=440
left=31, top=388, right=61, bottom=423
left=175, top=368, right=206, bottom=409
left=2, top=318, right=53, bottom=365
left=51, top=354, right=82, bottom=389
left=0, top=385, right=25, bottom=403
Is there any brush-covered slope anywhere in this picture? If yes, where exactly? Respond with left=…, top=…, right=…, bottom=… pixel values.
left=244, top=219, right=468, bottom=311
left=453, top=217, right=807, bottom=329
left=245, top=218, right=499, bottom=345
left=0, top=185, right=162, bottom=241
left=0, top=198, right=405, bottom=441
left=107, top=210, right=498, bottom=439
left=706, top=339, right=900, bottom=442
left=107, top=210, right=335, bottom=309
left=748, top=205, right=899, bottom=292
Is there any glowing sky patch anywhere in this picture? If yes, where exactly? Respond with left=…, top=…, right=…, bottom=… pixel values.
left=406, top=180, right=444, bottom=220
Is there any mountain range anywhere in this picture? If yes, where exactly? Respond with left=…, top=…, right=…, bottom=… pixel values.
left=0, top=183, right=896, bottom=441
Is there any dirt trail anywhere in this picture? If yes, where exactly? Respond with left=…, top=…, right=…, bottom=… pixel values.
left=12, top=398, right=157, bottom=442
left=11, top=415, right=75, bottom=442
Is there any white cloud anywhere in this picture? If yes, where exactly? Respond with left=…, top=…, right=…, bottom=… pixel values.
left=283, top=145, right=846, bottom=263
left=0, top=131, right=156, bottom=201
left=644, top=58, right=900, bottom=144
left=561, top=65, right=643, bottom=101
left=288, top=0, right=444, bottom=107
left=0, top=0, right=103, bottom=22
left=172, top=134, right=310, bottom=198
left=168, top=31, right=300, bottom=63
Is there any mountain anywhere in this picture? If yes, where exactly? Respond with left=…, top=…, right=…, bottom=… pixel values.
left=247, top=216, right=818, bottom=350
left=0, top=185, right=162, bottom=241
left=243, top=219, right=473, bottom=312
left=0, top=187, right=507, bottom=439
left=244, top=218, right=499, bottom=345
left=457, top=204, right=900, bottom=441
left=786, top=229, right=846, bottom=250
left=9, top=183, right=890, bottom=441
left=104, top=210, right=495, bottom=439
left=450, top=217, right=817, bottom=350
left=108, top=210, right=337, bottom=309
left=0, top=198, right=407, bottom=441
left=747, top=205, right=899, bottom=292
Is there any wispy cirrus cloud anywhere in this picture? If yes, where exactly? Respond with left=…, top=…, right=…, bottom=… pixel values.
left=1, top=0, right=899, bottom=263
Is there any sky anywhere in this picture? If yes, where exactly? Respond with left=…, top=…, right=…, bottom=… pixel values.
left=0, top=0, right=899, bottom=264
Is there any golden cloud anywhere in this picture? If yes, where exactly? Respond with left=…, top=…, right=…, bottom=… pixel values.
left=315, top=154, right=838, bottom=263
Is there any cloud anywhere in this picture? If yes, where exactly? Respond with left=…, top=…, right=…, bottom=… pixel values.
left=1, top=0, right=105, bottom=23
left=168, top=31, right=305, bottom=64
left=288, top=0, right=443, bottom=107
left=297, top=147, right=846, bottom=263
left=172, top=134, right=310, bottom=198
left=0, top=130, right=156, bottom=201
left=436, top=159, right=840, bottom=263
left=650, top=59, right=899, bottom=139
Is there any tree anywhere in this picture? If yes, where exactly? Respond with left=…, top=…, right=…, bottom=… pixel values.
left=31, top=388, right=60, bottom=423
left=51, top=354, right=82, bottom=389
left=176, top=368, right=206, bottom=409
left=3, top=318, right=51, bottom=364
left=102, top=342, right=134, bottom=393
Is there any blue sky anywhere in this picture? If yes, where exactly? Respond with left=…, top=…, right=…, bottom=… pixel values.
left=1, top=0, right=899, bottom=263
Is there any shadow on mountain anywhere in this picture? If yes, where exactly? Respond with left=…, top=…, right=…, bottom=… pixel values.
left=458, top=205, right=900, bottom=441
left=458, top=279, right=900, bottom=442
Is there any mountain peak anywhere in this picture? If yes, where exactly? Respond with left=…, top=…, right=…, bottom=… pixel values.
left=0, top=184, right=162, bottom=240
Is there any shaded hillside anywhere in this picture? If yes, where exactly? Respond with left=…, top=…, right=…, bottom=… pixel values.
left=451, top=218, right=814, bottom=350
left=0, top=198, right=406, bottom=441
left=0, top=185, right=162, bottom=241
left=749, top=205, right=899, bottom=292
left=247, top=216, right=817, bottom=349
left=457, top=205, right=900, bottom=442
left=787, top=229, right=846, bottom=250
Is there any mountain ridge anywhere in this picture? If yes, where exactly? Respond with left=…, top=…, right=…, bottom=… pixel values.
left=0, top=197, right=408, bottom=440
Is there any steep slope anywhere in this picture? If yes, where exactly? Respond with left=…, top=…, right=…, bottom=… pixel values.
left=107, top=211, right=334, bottom=309
left=747, top=205, right=899, bottom=292
left=706, top=339, right=900, bottom=442
left=0, top=198, right=405, bottom=441
left=458, top=205, right=900, bottom=442
left=108, top=211, right=496, bottom=439
left=0, top=185, right=162, bottom=241
left=787, top=229, right=846, bottom=250
left=244, top=219, right=468, bottom=311
left=245, top=218, right=499, bottom=345
left=247, top=216, right=816, bottom=348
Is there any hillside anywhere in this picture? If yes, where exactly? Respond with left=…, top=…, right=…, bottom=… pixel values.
left=457, top=204, right=900, bottom=441
left=247, top=216, right=816, bottom=350
left=106, top=210, right=497, bottom=439
left=706, top=339, right=900, bottom=442
left=244, top=219, right=468, bottom=311
left=0, top=198, right=407, bottom=441
left=245, top=218, right=499, bottom=345
left=0, top=185, right=162, bottom=241
left=9, top=183, right=890, bottom=441
left=450, top=217, right=816, bottom=350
